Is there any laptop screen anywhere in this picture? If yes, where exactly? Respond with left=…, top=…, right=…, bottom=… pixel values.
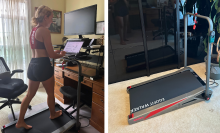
left=63, top=41, right=84, bottom=53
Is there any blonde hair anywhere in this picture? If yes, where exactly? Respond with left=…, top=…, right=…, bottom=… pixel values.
left=31, top=5, right=53, bottom=26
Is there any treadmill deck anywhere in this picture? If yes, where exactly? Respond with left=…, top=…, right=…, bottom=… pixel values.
left=129, top=70, right=205, bottom=113
left=2, top=104, right=76, bottom=133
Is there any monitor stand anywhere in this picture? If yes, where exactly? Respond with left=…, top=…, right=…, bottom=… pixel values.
left=79, top=35, right=83, bottom=39
left=78, top=35, right=89, bottom=40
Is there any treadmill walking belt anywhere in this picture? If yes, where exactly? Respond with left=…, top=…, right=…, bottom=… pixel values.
left=129, top=70, right=204, bottom=113
left=2, top=104, right=75, bottom=133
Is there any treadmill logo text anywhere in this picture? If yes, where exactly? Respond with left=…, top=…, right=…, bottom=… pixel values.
left=131, top=98, right=165, bottom=113
left=150, top=98, right=165, bottom=106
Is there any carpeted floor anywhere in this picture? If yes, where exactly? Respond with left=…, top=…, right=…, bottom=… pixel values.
left=0, top=87, right=99, bottom=133
left=108, top=62, right=220, bottom=133
left=0, top=87, right=47, bottom=128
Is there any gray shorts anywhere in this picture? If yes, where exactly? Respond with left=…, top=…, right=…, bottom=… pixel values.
left=27, top=57, right=54, bottom=82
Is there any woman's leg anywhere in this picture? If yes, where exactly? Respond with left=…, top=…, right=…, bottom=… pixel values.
left=16, top=79, right=40, bottom=129
left=123, top=15, right=129, bottom=41
left=42, top=75, right=62, bottom=119
left=115, top=16, right=126, bottom=45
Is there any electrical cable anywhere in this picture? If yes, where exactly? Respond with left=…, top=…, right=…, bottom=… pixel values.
left=203, top=79, right=219, bottom=87
left=79, top=115, right=91, bottom=128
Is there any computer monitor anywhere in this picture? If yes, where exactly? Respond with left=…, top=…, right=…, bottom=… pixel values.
left=96, top=21, right=104, bottom=35
left=64, top=5, right=97, bottom=38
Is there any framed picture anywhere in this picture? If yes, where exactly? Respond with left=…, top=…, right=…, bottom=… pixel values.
left=35, top=7, right=62, bottom=34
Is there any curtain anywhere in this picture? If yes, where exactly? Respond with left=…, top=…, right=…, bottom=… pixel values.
left=0, top=0, right=32, bottom=84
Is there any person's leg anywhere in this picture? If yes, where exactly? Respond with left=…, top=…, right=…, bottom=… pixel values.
left=16, top=79, right=40, bottom=129
left=123, top=15, right=129, bottom=41
left=42, top=75, right=62, bottom=119
left=127, top=16, right=132, bottom=33
left=115, top=16, right=126, bottom=45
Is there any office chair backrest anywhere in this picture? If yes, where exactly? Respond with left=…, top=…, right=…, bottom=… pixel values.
left=0, top=57, right=11, bottom=83
left=0, top=57, right=10, bottom=75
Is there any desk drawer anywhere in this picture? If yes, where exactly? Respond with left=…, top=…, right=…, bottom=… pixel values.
left=82, top=78, right=93, bottom=88
left=54, top=81, right=64, bottom=98
left=93, top=84, right=104, bottom=96
left=90, top=120, right=104, bottom=133
left=54, top=68, right=63, bottom=77
left=64, top=72, right=78, bottom=81
left=91, top=102, right=104, bottom=128
left=92, top=92, right=104, bottom=107
left=65, top=72, right=93, bottom=88
left=55, top=75, right=64, bottom=85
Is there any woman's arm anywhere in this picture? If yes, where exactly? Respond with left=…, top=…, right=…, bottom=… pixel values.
left=42, top=28, right=65, bottom=59
left=54, top=50, right=60, bottom=53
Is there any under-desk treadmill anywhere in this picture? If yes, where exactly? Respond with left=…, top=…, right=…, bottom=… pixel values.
left=126, top=12, right=214, bottom=125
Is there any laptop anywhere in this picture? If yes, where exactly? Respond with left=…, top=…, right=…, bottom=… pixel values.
left=63, top=40, right=84, bottom=57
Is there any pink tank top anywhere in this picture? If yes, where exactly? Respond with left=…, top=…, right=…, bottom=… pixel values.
left=29, top=26, right=46, bottom=49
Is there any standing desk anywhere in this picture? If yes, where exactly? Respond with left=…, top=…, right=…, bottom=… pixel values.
left=54, top=62, right=104, bottom=133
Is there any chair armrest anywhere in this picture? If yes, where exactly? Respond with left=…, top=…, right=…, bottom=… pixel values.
left=0, top=71, right=11, bottom=84
left=11, top=69, right=23, bottom=77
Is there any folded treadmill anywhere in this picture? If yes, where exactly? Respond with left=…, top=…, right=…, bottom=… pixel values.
left=127, top=13, right=215, bottom=125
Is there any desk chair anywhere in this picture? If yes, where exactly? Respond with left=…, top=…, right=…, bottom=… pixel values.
left=0, top=57, right=31, bottom=121
left=60, top=86, right=92, bottom=115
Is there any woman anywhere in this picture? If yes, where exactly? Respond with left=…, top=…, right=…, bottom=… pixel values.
left=15, top=5, right=66, bottom=129
left=110, top=0, right=129, bottom=45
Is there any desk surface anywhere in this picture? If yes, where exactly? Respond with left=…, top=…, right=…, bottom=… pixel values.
left=108, top=62, right=220, bottom=133
left=54, top=63, right=104, bottom=133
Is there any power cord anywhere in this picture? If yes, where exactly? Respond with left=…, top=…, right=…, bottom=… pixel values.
left=70, top=107, right=91, bottom=129
left=79, top=115, right=91, bottom=128
left=203, top=79, right=219, bottom=87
